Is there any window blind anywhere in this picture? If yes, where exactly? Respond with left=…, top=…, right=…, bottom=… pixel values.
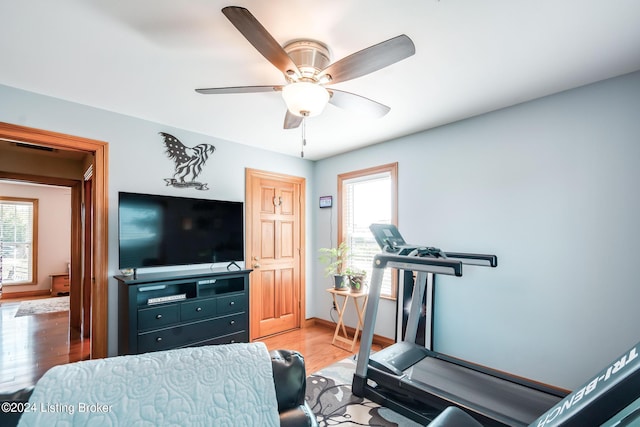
left=343, top=174, right=393, bottom=296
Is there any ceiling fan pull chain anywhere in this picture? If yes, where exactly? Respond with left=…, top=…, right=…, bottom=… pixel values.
left=300, top=113, right=308, bottom=158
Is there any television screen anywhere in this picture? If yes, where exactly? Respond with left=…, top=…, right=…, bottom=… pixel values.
left=118, top=192, right=244, bottom=269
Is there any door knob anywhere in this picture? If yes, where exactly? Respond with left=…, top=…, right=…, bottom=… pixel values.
left=253, top=263, right=261, bottom=268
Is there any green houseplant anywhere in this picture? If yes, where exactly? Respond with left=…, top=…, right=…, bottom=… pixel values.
left=318, top=241, right=349, bottom=289
left=345, top=267, right=367, bottom=293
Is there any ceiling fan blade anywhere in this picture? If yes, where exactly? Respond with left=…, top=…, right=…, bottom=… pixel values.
left=319, top=34, right=415, bottom=85
left=195, top=85, right=282, bottom=95
left=328, top=89, right=391, bottom=118
left=222, top=6, right=300, bottom=77
left=283, top=110, right=303, bottom=129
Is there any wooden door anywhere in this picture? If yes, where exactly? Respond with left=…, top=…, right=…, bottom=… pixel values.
left=246, top=169, right=305, bottom=339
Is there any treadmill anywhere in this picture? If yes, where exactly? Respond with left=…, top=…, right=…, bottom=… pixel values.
left=352, top=224, right=567, bottom=426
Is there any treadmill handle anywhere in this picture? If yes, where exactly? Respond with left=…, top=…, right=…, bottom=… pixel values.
left=373, top=253, right=463, bottom=276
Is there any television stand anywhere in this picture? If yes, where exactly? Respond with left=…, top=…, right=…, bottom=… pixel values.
left=116, top=267, right=251, bottom=355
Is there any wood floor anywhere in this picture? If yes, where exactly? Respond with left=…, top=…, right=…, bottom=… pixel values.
left=0, top=296, right=379, bottom=394
left=0, top=296, right=90, bottom=394
left=257, top=322, right=382, bottom=375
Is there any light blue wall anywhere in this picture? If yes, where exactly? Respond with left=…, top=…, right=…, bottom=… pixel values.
left=312, top=71, right=640, bottom=389
left=3, top=70, right=639, bottom=389
left=0, top=84, right=315, bottom=356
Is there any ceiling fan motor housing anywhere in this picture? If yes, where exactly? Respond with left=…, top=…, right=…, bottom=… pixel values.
left=283, top=40, right=331, bottom=82
left=197, top=7, right=416, bottom=133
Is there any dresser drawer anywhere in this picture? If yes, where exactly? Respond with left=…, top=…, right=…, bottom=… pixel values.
left=217, top=294, right=246, bottom=315
left=137, top=325, right=186, bottom=353
left=51, top=274, right=70, bottom=295
left=180, top=298, right=217, bottom=322
left=137, top=314, right=246, bottom=354
left=214, top=312, right=247, bottom=336
left=213, top=331, right=248, bottom=345
left=138, top=304, right=179, bottom=331
left=190, top=331, right=249, bottom=348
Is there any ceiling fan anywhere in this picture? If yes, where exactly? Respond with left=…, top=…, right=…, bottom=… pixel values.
left=196, top=6, right=416, bottom=131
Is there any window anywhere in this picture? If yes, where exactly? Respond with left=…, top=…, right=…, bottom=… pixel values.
left=338, top=163, right=398, bottom=298
left=0, top=197, right=38, bottom=285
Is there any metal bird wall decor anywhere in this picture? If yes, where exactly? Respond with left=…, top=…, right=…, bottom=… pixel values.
left=160, top=132, right=216, bottom=190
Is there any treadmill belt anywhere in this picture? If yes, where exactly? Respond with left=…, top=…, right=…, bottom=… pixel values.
left=405, top=356, right=563, bottom=425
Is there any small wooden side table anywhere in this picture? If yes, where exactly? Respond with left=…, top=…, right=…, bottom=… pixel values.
left=50, top=273, right=70, bottom=296
left=327, top=287, right=369, bottom=352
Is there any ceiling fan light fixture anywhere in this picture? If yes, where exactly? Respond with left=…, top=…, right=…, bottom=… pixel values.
left=282, top=82, right=329, bottom=117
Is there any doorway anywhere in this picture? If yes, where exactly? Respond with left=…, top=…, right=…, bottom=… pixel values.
left=0, top=121, right=108, bottom=359
left=245, top=169, right=306, bottom=339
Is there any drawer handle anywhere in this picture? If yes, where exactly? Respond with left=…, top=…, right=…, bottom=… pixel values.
left=156, top=314, right=162, bottom=319
left=196, top=307, right=202, bottom=312
left=156, top=337, right=162, bottom=342
left=229, top=320, right=235, bottom=326
left=229, top=301, right=235, bottom=306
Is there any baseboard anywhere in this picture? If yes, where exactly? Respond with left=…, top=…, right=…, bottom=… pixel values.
left=1, top=289, right=51, bottom=299
left=306, top=317, right=395, bottom=348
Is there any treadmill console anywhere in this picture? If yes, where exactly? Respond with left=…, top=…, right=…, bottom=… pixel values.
left=370, top=223, right=407, bottom=253
left=370, top=223, right=447, bottom=258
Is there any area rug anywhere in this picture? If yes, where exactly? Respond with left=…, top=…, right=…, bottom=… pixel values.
left=306, top=355, right=430, bottom=426
left=14, top=296, right=69, bottom=317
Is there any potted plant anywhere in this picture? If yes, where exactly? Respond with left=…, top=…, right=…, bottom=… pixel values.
left=346, top=267, right=367, bottom=293
left=319, top=241, right=349, bottom=290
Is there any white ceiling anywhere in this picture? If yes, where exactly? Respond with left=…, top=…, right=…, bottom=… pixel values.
left=1, top=0, right=639, bottom=160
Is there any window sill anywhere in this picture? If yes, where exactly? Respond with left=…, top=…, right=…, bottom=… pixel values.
left=1, top=281, right=37, bottom=286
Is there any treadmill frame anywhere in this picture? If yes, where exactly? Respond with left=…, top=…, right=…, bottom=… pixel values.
left=352, top=252, right=567, bottom=426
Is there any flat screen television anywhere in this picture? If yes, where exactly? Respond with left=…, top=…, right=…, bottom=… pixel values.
left=118, top=192, right=244, bottom=270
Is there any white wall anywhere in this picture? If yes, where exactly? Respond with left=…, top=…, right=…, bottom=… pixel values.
left=0, top=84, right=315, bottom=356
left=0, top=181, right=71, bottom=293
left=312, top=71, right=640, bottom=389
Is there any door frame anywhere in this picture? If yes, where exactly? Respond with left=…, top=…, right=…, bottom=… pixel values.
left=82, top=171, right=93, bottom=338
left=0, top=121, right=109, bottom=358
left=245, top=168, right=306, bottom=339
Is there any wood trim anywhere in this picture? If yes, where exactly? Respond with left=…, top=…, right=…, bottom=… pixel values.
left=91, top=135, right=109, bottom=359
left=0, top=121, right=109, bottom=359
left=0, top=122, right=103, bottom=152
left=1, top=289, right=50, bottom=299
left=0, top=172, right=79, bottom=187
left=337, top=162, right=399, bottom=297
left=337, top=161, right=398, bottom=243
left=69, top=181, right=82, bottom=331
left=82, top=177, right=93, bottom=338
left=0, top=195, right=38, bottom=286
left=245, top=168, right=306, bottom=339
